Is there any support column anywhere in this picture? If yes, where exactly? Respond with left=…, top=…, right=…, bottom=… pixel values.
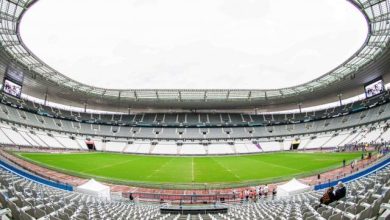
left=338, top=94, right=343, bottom=106
left=43, top=90, right=48, bottom=106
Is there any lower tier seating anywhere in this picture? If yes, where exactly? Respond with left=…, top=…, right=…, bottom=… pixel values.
left=0, top=156, right=389, bottom=219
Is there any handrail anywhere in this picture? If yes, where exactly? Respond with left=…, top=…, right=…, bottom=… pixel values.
left=314, top=155, right=390, bottom=190
left=0, top=159, right=73, bottom=191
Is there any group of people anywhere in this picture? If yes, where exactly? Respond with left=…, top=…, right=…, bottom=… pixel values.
left=319, top=182, right=346, bottom=205
left=238, top=184, right=277, bottom=202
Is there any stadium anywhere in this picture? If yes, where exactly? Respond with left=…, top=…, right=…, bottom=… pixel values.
left=0, top=0, right=389, bottom=219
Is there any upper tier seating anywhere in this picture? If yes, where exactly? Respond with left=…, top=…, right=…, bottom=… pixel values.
left=2, top=91, right=389, bottom=128
left=0, top=92, right=389, bottom=155
left=0, top=98, right=390, bottom=142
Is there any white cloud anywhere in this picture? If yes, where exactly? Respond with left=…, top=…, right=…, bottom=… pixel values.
left=20, top=0, right=367, bottom=89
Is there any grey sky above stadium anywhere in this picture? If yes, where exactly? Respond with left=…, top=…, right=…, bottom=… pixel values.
left=20, top=0, right=367, bottom=90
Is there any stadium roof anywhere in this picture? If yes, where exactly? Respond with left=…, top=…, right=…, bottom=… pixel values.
left=0, top=0, right=389, bottom=110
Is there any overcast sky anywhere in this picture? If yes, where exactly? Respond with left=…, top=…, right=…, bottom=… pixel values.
left=20, top=0, right=367, bottom=90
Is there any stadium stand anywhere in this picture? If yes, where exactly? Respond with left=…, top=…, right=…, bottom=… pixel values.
left=0, top=152, right=389, bottom=219
left=0, top=123, right=388, bottom=155
left=0, top=0, right=389, bottom=218
left=1, top=92, right=389, bottom=130
left=0, top=92, right=389, bottom=155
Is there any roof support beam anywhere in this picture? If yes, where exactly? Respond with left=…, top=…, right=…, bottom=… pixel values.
left=12, top=52, right=29, bottom=59
left=367, top=41, right=386, bottom=48
left=0, top=40, right=19, bottom=47
left=8, top=0, right=31, bottom=7
left=0, top=13, right=17, bottom=22
left=362, top=0, right=386, bottom=9
left=356, top=53, right=374, bottom=60
left=27, top=63, right=43, bottom=70
left=371, top=12, right=390, bottom=23
left=371, top=28, right=390, bottom=36
left=178, top=91, right=182, bottom=102
left=247, top=91, right=253, bottom=101
left=226, top=90, right=231, bottom=100
left=134, top=91, right=138, bottom=101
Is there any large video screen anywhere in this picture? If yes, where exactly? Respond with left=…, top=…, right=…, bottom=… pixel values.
left=365, top=79, right=385, bottom=98
left=2, top=79, right=22, bottom=98
left=5, top=65, right=24, bottom=84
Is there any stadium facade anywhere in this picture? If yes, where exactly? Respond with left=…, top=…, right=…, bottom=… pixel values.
left=0, top=1, right=389, bottom=219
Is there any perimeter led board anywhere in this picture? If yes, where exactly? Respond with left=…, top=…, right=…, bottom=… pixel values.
left=5, top=65, right=24, bottom=85
left=365, top=79, right=385, bottom=98
left=2, top=79, right=22, bottom=98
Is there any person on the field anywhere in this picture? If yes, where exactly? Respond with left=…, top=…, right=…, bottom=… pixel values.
left=319, top=187, right=335, bottom=205
left=264, top=184, right=269, bottom=197
left=258, top=186, right=263, bottom=198
left=244, top=189, right=249, bottom=201
left=255, top=186, right=260, bottom=200
left=250, top=190, right=255, bottom=201
left=272, top=188, right=277, bottom=199
left=129, top=192, right=134, bottom=202
left=334, top=182, right=346, bottom=201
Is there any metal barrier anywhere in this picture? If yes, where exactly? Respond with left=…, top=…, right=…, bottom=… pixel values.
left=128, top=192, right=237, bottom=204
left=314, top=155, right=390, bottom=190
left=160, top=204, right=228, bottom=215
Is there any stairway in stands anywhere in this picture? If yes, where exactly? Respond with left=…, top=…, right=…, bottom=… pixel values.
left=254, top=143, right=263, bottom=152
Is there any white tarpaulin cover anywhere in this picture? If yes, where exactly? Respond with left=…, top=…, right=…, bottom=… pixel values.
left=76, top=179, right=111, bottom=200
left=277, top=178, right=311, bottom=197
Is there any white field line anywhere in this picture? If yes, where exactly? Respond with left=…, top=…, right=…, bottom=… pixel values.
left=192, top=157, right=194, bottom=182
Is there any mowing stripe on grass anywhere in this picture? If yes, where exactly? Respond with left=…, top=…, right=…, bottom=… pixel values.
left=242, top=156, right=304, bottom=172
left=146, top=158, right=175, bottom=179
left=81, top=157, right=143, bottom=173
left=17, top=152, right=361, bottom=185
left=211, top=157, right=241, bottom=180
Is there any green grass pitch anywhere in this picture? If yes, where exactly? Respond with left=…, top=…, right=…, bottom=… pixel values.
left=17, top=151, right=361, bottom=186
